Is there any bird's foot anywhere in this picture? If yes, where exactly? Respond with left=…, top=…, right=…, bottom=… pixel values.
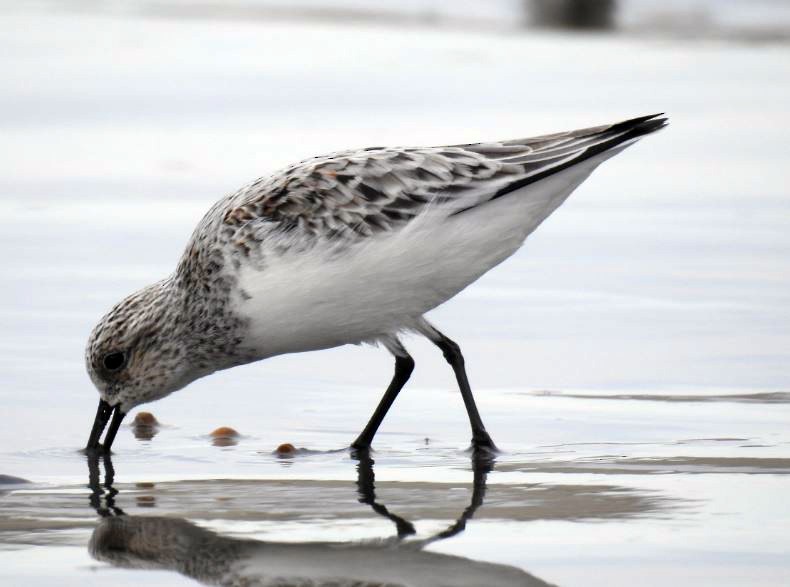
left=349, top=441, right=373, bottom=459
left=468, top=431, right=499, bottom=455
left=82, top=444, right=112, bottom=456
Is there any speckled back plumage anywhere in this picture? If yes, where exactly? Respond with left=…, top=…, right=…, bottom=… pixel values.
left=207, top=115, right=663, bottom=256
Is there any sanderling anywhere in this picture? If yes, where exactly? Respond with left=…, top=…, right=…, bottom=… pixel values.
left=85, top=113, right=667, bottom=453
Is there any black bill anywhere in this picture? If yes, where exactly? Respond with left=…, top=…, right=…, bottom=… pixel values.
left=86, top=399, right=126, bottom=452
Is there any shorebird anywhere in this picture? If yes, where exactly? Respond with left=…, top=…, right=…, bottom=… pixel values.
left=85, top=114, right=667, bottom=453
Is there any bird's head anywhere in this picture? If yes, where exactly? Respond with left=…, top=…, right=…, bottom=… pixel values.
left=84, top=280, right=194, bottom=451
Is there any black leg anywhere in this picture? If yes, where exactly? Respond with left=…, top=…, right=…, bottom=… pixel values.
left=352, top=351, right=415, bottom=450
left=422, top=323, right=497, bottom=450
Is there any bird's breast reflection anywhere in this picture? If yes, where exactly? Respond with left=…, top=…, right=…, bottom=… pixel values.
left=87, top=454, right=554, bottom=587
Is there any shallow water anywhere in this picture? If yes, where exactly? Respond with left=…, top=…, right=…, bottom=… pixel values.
left=2, top=390, right=790, bottom=586
left=1, top=3, right=790, bottom=586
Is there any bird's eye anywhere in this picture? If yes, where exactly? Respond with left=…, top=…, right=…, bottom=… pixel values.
left=103, top=351, right=126, bottom=372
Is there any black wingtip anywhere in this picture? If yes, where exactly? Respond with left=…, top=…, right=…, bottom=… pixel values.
left=479, top=113, right=668, bottom=206
left=611, top=113, right=669, bottom=137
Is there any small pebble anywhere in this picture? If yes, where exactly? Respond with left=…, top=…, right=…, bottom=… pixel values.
left=210, top=426, right=240, bottom=447
left=275, top=443, right=296, bottom=455
left=210, top=426, right=239, bottom=438
left=133, top=412, right=159, bottom=426
left=132, top=412, right=159, bottom=441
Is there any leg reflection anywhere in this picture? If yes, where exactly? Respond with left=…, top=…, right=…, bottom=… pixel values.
left=354, top=448, right=416, bottom=538
left=352, top=448, right=495, bottom=544
left=425, top=451, right=494, bottom=544
left=87, top=453, right=124, bottom=518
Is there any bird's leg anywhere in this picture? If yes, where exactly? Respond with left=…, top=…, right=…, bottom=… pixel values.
left=419, top=320, right=497, bottom=451
left=351, top=337, right=415, bottom=450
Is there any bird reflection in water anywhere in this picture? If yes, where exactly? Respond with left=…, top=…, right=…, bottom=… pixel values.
left=87, top=453, right=553, bottom=587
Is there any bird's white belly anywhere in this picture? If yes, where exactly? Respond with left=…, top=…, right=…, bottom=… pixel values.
left=235, top=154, right=608, bottom=358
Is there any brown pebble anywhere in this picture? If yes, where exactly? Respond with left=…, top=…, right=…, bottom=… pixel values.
left=210, top=426, right=239, bottom=438
left=133, top=412, right=158, bottom=426
left=275, top=443, right=296, bottom=454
